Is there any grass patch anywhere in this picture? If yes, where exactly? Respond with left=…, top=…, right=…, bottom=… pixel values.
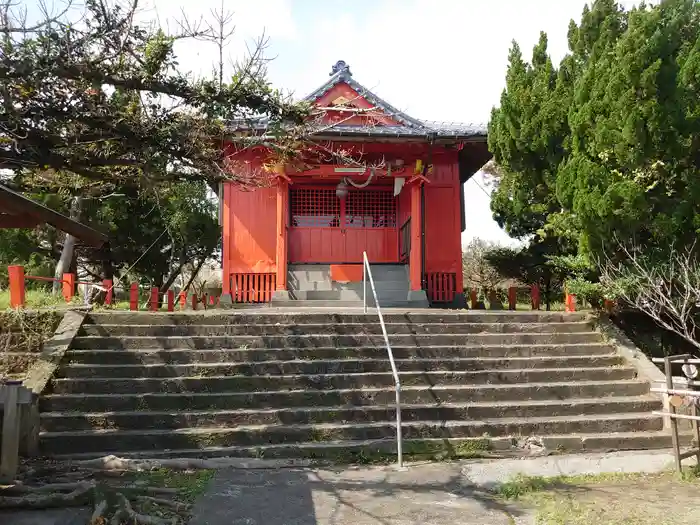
left=134, top=468, right=215, bottom=504
left=494, top=468, right=700, bottom=525
left=0, top=289, right=74, bottom=310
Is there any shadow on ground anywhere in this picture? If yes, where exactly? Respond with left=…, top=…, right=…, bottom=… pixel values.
left=188, top=463, right=529, bottom=525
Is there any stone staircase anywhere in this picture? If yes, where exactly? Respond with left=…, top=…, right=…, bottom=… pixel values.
left=38, top=311, right=670, bottom=460
left=278, top=264, right=422, bottom=307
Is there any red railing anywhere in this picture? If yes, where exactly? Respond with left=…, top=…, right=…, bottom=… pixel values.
left=425, top=272, right=457, bottom=304
left=230, top=273, right=276, bottom=303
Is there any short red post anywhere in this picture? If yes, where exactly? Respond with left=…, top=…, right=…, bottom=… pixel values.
left=531, top=285, right=540, bottom=310
left=129, top=283, right=138, bottom=311
left=166, top=290, right=174, bottom=312
left=507, top=287, right=517, bottom=310
left=62, top=273, right=75, bottom=303
left=565, top=293, right=577, bottom=312
left=8, top=265, right=26, bottom=309
left=604, top=299, right=615, bottom=314
left=149, top=287, right=159, bottom=311
left=190, top=294, right=198, bottom=310
left=201, top=294, right=208, bottom=309
left=178, top=291, right=186, bottom=310
left=209, top=295, right=216, bottom=306
left=102, top=279, right=113, bottom=305
left=470, top=289, right=478, bottom=309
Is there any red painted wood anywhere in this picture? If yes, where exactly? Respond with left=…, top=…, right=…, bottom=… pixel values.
left=8, top=265, right=25, bottom=308
left=409, top=183, right=422, bottom=291
left=191, top=294, right=198, bottom=310
left=531, top=285, right=540, bottom=310
left=276, top=178, right=289, bottom=291
left=149, top=287, right=159, bottom=311
left=129, top=283, right=138, bottom=311
left=179, top=291, right=186, bottom=310
left=0, top=214, right=40, bottom=228
left=167, top=290, right=174, bottom=312
left=102, top=279, right=113, bottom=305
left=62, top=273, right=75, bottom=303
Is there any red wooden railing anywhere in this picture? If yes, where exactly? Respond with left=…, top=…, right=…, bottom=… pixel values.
left=425, top=272, right=457, bottom=304
left=230, top=273, right=276, bottom=303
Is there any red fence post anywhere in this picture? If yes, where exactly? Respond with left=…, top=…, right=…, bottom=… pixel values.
left=508, top=287, right=517, bottom=310
left=530, top=285, right=540, bottom=310
left=129, top=283, right=138, bottom=311
left=102, top=279, right=113, bottom=305
left=604, top=299, right=615, bottom=314
left=166, top=290, right=174, bottom=312
left=149, top=287, right=159, bottom=311
left=178, top=291, right=186, bottom=310
left=190, top=294, right=198, bottom=310
left=469, top=289, right=477, bottom=309
left=62, top=273, right=75, bottom=303
left=565, top=293, right=577, bottom=312
left=8, top=265, right=25, bottom=308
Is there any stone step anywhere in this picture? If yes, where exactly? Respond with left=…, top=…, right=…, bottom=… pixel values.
left=78, top=322, right=593, bottom=337
left=40, top=380, right=652, bottom=412
left=69, top=332, right=603, bottom=350
left=63, top=343, right=617, bottom=365
left=83, top=312, right=589, bottom=326
left=39, top=413, right=663, bottom=456
left=57, top=355, right=624, bottom=379
left=45, top=431, right=680, bottom=461
left=289, top=290, right=408, bottom=302
left=289, top=281, right=408, bottom=292
left=40, top=397, right=661, bottom=432
left=49, top=367, right=637, bottom=394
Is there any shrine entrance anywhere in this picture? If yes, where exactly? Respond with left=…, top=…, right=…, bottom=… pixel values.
left=288, top=186, right=399, bottom=263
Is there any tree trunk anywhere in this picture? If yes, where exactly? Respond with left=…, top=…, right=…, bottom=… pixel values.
left=182, top=259, right=206, bottom=294
left=544, top=276, right=551, bottom=312
left=52, top=197, right=82, bottom=294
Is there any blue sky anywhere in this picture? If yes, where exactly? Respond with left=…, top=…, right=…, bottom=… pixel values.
left=35, top=0, right=648, bottom=246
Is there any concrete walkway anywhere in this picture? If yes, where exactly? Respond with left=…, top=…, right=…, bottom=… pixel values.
left=188, top=450, right=686, bottom=525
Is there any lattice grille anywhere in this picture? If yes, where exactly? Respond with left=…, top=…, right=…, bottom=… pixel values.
left=345, top=189, right=396, bottom=228
left=290, top=188, right=340, bottom=227
left=425, top=272, right=457, bottom=303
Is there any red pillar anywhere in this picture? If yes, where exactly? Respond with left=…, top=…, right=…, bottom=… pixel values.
left=190, top=293, right=198, bottom=310
left=178, top=291, right=186, bottom=310
left=275, top=177, right=289, bottom=291
left=222, top=182, right=231, bottom=297
left=129, top=283, right=138, bottom=311
left=62, top=273, right=75, bottom=303
left=531, top=285, right=541, bottom=310
left=167, top=290, right=175, bottom=312
left=8, top=265, right=25, bottom=309
left=409, top=183, right=422, bottom=291
left=508, top=287, right=517, bottom=310
left=102, top=279, right=113, bottom=305
left=149, top=287, right=159, bottom=311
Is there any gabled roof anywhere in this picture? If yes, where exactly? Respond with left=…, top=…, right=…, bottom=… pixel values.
left=0, top=184, right=108, bottom=248
left=229, top=61, right=487, bottom=141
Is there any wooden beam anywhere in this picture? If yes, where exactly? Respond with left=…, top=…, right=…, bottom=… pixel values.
left=0, top=185, right=107, bottom=248
left=0, top=213, right=41, bottom=228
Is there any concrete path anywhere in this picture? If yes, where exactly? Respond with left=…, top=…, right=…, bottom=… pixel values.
left=188, top=449, right=687, bottom=525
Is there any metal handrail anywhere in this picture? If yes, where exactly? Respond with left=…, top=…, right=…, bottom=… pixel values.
left=362, top=251, right=403, bottom=468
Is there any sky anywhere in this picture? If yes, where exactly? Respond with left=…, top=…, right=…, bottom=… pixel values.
left=34, top=0, right=648, bottom=247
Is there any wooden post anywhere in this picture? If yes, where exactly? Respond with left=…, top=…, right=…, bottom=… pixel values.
left=665, top=356, right=682, bottom=472
left=275, top=177, right=289, bottom=292
left=565, top=293, right=577, bottom=312
left=129, top=283, right=138, bottom=311
left=166, top=290, right=175, bottom=312
left=62, top=273, right=75, bottom=303
left=469, top=289, right=477, bottom=309
left=604, top=299, right=615, bottom=314
left=190, top=294, right=198, bottom=310
left=1, top=382, right=22, bottom=481
left=178, top=291, right=186, bottom=310
left=102, top=279, right=113, bottom=305
left=531, top=285, right=540, bottom=310
left=507, top=287, right=517, bottom=311
left=409, top=183, right=422, bottom=291
left=8, top=265, right=25, bottom=309
left=149, top=287, right=159, bottom=311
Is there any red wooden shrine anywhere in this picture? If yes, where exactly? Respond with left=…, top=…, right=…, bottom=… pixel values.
left=221, top=61, right=490, bottom=306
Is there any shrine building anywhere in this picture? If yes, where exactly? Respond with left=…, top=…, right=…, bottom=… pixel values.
left=221, top=61, right=490, bottom=308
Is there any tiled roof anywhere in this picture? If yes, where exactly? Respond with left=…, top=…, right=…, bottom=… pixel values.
left=228, top=61, right=487, bottom=140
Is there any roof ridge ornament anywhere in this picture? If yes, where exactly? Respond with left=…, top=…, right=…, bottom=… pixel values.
left=330, top=60, right=352, bottom=78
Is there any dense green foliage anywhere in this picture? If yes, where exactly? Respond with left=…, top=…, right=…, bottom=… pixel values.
left=489, top=0, right=700, bottom=262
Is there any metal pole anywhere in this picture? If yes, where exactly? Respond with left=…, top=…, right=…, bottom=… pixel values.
left=363, top=258, right=368, bottom=314
left=395, top=383, right=403, bottom=469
